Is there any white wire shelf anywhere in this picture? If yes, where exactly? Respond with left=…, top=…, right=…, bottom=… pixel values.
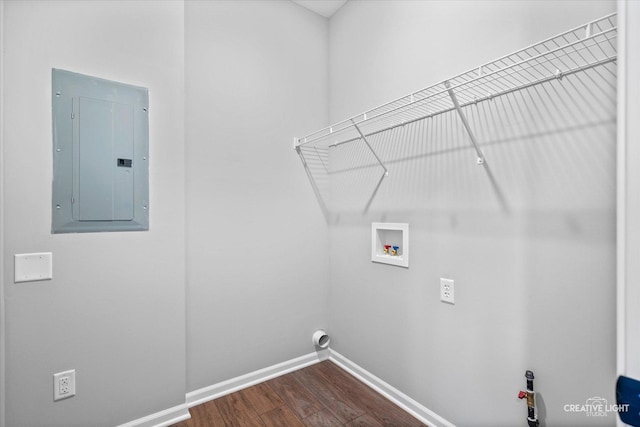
left=294, top=13, right=617, bottom=153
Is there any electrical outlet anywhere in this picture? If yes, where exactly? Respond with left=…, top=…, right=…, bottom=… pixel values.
left=53, top=369, right=76, bottom=401
left=440, top=278, right=455, bottom=304
left=59, top=376, right=70, bottom=394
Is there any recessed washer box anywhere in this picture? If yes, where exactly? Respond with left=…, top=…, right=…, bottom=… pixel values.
left=371, top=223, right=409, bottom=268
left=52, top=69, right=149, bottom=233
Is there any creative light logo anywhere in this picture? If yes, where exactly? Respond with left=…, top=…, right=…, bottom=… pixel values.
left=563, top=397, right=629, bottom=417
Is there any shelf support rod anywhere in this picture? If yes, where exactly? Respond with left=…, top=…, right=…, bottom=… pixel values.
left=445, top=80, right=486, bottom=165
left=351, top=119, right=389, bottom=176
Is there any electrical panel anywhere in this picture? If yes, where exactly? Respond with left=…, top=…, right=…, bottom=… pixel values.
left=52, top=69, right=149, bottom=233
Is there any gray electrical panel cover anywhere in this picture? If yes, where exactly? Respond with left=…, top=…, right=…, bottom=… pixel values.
left=52, top=69, right=149, bottom=233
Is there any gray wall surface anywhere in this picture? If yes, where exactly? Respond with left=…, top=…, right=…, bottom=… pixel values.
left=184, top=0, right=330, bottom=392
left=621, top=0, right=640, bottom=381
left=327, top=1, right=617, bottom=426
left=1, top=1, right=186, bottom=426
left=0, top=1, right=630, bottom=427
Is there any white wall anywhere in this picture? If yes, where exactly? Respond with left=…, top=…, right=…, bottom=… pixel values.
left=184, top=0, right=329, bottom=392
left=1, top=1, right=627, bottom=426
left=327, top=1, right=616, bottom=426
left=0, top=2, right=6, bottom=425
left=620, top=0, right=640, bottom=382
left=1, top=1, right=186, bottom=426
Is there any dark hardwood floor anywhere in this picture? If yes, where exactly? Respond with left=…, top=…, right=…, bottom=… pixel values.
left=172, top=360, right=428, bottom=427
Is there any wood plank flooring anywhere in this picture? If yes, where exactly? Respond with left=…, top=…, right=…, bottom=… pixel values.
left=172, top=361, right=427, bottom=427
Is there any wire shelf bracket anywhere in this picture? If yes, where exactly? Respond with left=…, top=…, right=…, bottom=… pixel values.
left=351, top=119, right=389, bottom=176
left=444, top=80, right=486, bottom=165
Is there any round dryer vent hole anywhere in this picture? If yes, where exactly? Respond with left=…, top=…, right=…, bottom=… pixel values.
left=313, top=329, right=330, bottom=349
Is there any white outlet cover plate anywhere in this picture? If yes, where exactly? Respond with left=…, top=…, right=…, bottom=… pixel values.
left=14, top=252, right=53, bottom=283
left=53, top=369, right=76, bottom=401
left=440, top=278, right=455, bottom=304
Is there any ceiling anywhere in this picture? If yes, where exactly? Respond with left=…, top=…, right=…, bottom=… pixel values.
left=291, top=0, right=348, bottom=18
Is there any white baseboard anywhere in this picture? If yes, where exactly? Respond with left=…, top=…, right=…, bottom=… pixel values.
left=116, top=403, right=190, bottom=427
left=329, top=349, right=455, bottom=427
left=185, top=349, right=329, bottom=408
left=120, top=347, right=452, bottom=427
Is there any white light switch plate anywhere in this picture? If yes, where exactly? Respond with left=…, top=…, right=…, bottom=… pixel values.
left=14, top=253, right=53, bottom=283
